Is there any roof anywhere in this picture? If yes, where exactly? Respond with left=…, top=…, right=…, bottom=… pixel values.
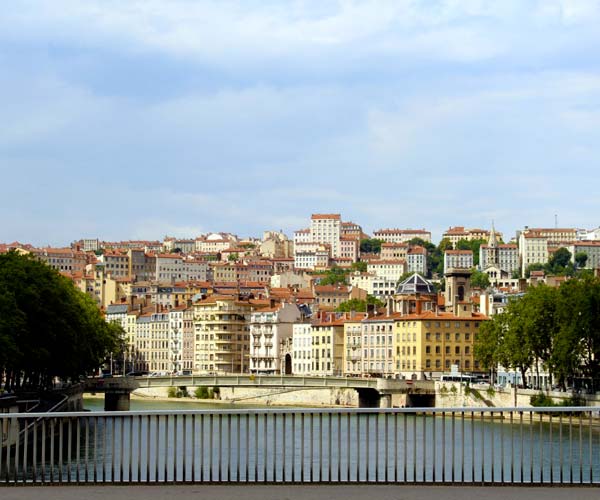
left=311, top=214, right=341, bottom=220
left=396, top=273, right=436, bottom=296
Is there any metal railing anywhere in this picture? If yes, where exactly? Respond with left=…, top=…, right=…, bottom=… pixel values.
left=1, top=407, right=599, bottom=485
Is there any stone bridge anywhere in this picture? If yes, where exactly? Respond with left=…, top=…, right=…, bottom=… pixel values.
left=84, top=375, right=435, bottom=410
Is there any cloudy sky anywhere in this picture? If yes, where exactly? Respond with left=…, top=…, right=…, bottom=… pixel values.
left=2, top=0, right=600, bottom=246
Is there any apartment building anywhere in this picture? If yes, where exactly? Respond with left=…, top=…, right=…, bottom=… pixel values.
left=380, top=242, right=408, bottom=261
left=349, top=272, right=397, bottom=300
left=32, top=247, right=88, bottom=274
left=310, top=313, right=346, bottom=376
left=443, top=227, right=500, bottom=248
left=360, top=313, right=399, bottom=377
left=249, top=302, right=302, bottom=374
left=292, top=322, right=313, bottom=375
left=310, top=214, right=342, bottom=258
left=407, top=246, right=428, bottom=275
left=566, top=241, right=600, bottom=270
left=444, top=250, right=473, bottom=273
left=367, top=260, right=407, bottom=281
left=193, top=295, right=253, bottom=374
left=373, top=229, right=431, bottom=244
left=313, top=284, right=367, bottom=311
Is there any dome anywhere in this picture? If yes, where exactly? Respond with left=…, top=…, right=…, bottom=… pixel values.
left=396, top=273, right=436, bottom=295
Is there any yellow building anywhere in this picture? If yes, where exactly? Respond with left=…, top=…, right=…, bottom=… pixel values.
left=394, top=307, right=488, bottom=379
left=193, top=295, right=253, bottom=374
left=342, top=314, right=368, bottom=376
left=310, top=313, right=346, bottom=376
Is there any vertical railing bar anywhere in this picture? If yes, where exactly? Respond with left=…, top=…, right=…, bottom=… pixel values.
left=501, top=411, right=504, bottom=483
left=539, top=412, right=543, bottom=484
left=218, top=414, right=222, bottom=482
left=432, top=411, right=446, bottom=482
left=154, top=415, right=159, bottom=483
left=41, top=419, right=47, bottom=484
left=366, top=414, right=370, bottom=482
left=529, top=411, right=533, bottom=483
left=200, top=414, right=205, bottom=482
left=57, top=418, right=64, bottom=483
left=432, top=411, right=436, bottom=482
left=589, top=411, right=593, bottom=485
left=273, top=414, right=277, bottom=482
left=490, top=411, right=494, bottom=483
left=510, top=411, right=514, bottom=483
left=318, top=413, right=323, bottom=482
left=110, top=417, right=115, bottom=483
left=164, top=415, right=169, bottom=483
left=136, top=415, right=141, bottom=483
left=451, top=412, right=455, bottom=484
left=578, top=412, right=583, bottom=484
left=559, top=413, right=563, bottom=484
left=145, top=415, right=150, bottom=483
left=480, top=411, right=484, bottom=483
left=263, top=413, right=267, bottom=483
left=300, top=413, right=304, bottom=482
left=347, top=412, right=351, bottom=482
left=174, top=414, right=179, bottom=482
left=374, top=413, right=379, bottom=483
left=33, top=419, right=38, bottom=483
left=310, top=413, right=314, bottom=482
left=355, top=413, right=360, bottom=482
left=328, top=412, right=332, bottom=483
left=13, top=417, right=20, bottom=483
left=282, top=413, right=286, bottom=483
left=569, top=413, right=573, bottom=484
left=245, top=414, right=249, bottom=483
left=549, top=414, right=553, bottom=484
left=76, top=418, right=82, bottom=483
left=93, top=416, right=98, bottom=483
left=519, top=412, right=523, bottom=484
left=384, top=413, right=388, bottom=483
left=470, top=411, right=474, bottom=483
left=227, top=414, right=231, bottom=482
left=254, top=413, right=258, bottom=482
left=337, top=412, right=341, bottom=482
left=191, top=414, right=196, bottom=483
left=403, top=413, right=408, bottom=483
left=236, top=414, right=240, bottom=482
left=394, top=413, right=398, bottom=483
left=67, top=418, right=72, bottom=483
left=22, top=417, right=29, bottom=484
left=181, top=415, right=186, bottom=482
left=0, top=417, right=4, bottom=484
left=412, top=412, right=416, bottom=483
left=421, top=412, right=425, bottom=483
left=292, top=413, right=296, bottom=483
left=119, top=417, right=124, bottom=483
left=460, top=411, right=464, bottom=484
left=50, top=419, right=55, bottom=483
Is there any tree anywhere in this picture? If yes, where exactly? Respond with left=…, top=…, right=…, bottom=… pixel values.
left=456, top=238, right=487, bottom=266
left=227, top=253, right=239, bottom=262
left=336, top=296, right=385, bottom=312
left=575, top=252, right=588, bottom=269
left=470, top=269, right=491, bottom=289
left=360, top=238, right=383, bottom=254
left=351, top=261, right=367, bottom=272
left=318, top=267, right=349, bottom=286
left=546, top=247, right=572, bottom=275
left=0, top=251, right=119, bottom=391
left=475, top=314, right=507, bottom=384
left=525, top=263, right=544, bottom=278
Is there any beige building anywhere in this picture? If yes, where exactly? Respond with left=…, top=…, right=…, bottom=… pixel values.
left=373, top=229, right=431, bottom=244
left=380, top=242, right=408, bottom=261
left=443, top=250, right=473, bottom=273
left=193, top=295, right=253, bottom=374
left=313, top=284, right=367, bottom=311
left=310, top=313, right=346, bottom=376
left=443, top=227, right=500, bottom=248
left=367, top=259, right=408, bottom=281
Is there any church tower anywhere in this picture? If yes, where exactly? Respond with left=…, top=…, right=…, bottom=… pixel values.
left=444, top=268, right=472, bottom=312
left=487, top=221, right=499, bottom=267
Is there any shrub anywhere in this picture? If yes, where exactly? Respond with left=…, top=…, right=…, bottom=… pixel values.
left=530, top=393, right=554, bottom=407
left=195, top=387, right=210, bottom=399
left=167, top=387, right=178, bottom=398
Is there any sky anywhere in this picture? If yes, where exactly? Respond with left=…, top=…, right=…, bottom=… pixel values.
left=1, top=0, right=600, bottom=246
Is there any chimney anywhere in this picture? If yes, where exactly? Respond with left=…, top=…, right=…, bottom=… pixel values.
left=416, top=299, right=422, bottom=315
left=386, top=298, right=393, bottom=317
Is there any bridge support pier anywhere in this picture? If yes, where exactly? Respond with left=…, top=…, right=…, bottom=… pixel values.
left=105, top=391, right=131, bottom=411
left=379, top=394, right=392, bottom=408
left=356, top=388, right=381, bottom=408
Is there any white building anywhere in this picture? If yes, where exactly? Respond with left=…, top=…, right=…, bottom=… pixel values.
left=407, top=246, right=427, bottom=275
left=310, top=214, right=342, bottom=258
left=292, top=322, right=313, bottom=375
left=373, top=229, right=431, bottom=244
left=249, top=303, right=302, bottom=374
left=367, top=260, right=407, bottom=282
left=444, top=250, right=473, bottom=273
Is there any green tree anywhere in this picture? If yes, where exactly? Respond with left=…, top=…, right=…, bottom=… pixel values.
left=525, top=263, right=545, bottom=278
left=575, top=252, right=588, bottom=269
left=336, top=296, right=385, bottom=312
left=470, top=269, right=491, bottom=289
left=351, top=261, right=367, bottom=272
left=228, top=253, right=239, bottom=262
left=546, top=247, right=572, bottom=275
left=0, top=251, right=119, bottom=391
left=474, top=314, right=507, bottom=383
left=456, top=238, right=486, bottom=266
left=359, top=238, right=383, bottom=254
left=318, top=267, right=349, bottom=286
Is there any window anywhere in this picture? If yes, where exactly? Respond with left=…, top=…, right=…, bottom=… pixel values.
left=445, top=333, right=450, bottom=341
left=425, top=346, right=431, bottom=354
left=455, top=333, right=460, bottom=341
left=455, top=346, right=460, bottom=355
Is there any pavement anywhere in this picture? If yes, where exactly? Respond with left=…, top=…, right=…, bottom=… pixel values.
left=1, top=485, right=599, bottom=500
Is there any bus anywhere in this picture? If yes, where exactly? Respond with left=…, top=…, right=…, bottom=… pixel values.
left=439, top=374, right=474, bottom=384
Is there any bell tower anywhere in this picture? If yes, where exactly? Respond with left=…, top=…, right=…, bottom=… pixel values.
left=444, top=267, right=472, bottom=312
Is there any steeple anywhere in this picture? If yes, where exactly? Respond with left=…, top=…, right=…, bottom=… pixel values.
left=488, top=220, right=498, bottom=248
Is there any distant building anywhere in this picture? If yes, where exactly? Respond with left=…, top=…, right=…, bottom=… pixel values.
left=372, top=229, right=431, bottom=244
left=443, top=250, right=473, bottom=273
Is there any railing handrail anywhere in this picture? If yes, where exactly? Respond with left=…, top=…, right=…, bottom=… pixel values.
left=2, top=406, right=599, bottom=419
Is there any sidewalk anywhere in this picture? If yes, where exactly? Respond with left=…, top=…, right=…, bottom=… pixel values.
left=2, top=485, right=599, bottom=500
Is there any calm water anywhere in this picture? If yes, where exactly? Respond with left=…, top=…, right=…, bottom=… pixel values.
left=3, top=401, right=600, bottom=484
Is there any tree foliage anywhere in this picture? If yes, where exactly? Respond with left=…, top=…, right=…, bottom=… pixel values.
left=318, top=267, right=349, bottom=286
left=0, top=251, right=119, bottom=391
left=456, top=238, right=487, bottom=266
left=359, top=238, right=383, bottom=254
left=470, top=269, right=491, bottom=289
left=335, top=296, right=385, bottom=312
left=474, top=277, right=600, bottom=389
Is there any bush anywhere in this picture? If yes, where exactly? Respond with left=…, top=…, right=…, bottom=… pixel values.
left=530, top=393, right=554, bottom=407
left=168, top=386, right=188, bottom=398
left=167, top=387, right=178, bottom=398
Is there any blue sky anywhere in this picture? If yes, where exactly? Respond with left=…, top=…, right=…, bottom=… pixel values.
left=1, top=0, right=600, bottom=246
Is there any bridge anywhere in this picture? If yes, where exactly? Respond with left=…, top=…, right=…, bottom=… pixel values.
left=84, top=375, right=435, bottom=410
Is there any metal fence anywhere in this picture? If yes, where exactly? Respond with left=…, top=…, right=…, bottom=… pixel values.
left=1, top=407, right=599, bottom=485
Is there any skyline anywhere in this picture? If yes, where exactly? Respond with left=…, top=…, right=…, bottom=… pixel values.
left=2, top=1, right=600, bottom=246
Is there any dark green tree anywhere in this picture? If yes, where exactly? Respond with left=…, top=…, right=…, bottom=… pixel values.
left=359, top=238, right=383, bottom=254
left=318, top=267, right=349, bottom=286
left=575, top=252, right=588, bottom=269
left=0, top=251, right=119, bottom=391
left=470, top=270, right=491, bottom=289
left=336, top=296, right=385, bottom=312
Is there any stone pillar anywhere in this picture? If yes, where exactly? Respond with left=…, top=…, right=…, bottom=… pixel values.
left=379, top=394, right=392, bottom=408
left=105, top=391, right=131, bottom=411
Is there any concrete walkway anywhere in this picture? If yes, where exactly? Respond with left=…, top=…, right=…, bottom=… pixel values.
left=1, top=485, right=599, bottom=500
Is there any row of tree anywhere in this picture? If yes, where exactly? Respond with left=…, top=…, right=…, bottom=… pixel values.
left=475, top=276, right=600, bottom=389
left=0, top=251, right=120, bottom=392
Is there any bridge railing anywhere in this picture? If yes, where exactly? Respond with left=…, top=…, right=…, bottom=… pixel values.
left=1, top=407, right=599, bottom=485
